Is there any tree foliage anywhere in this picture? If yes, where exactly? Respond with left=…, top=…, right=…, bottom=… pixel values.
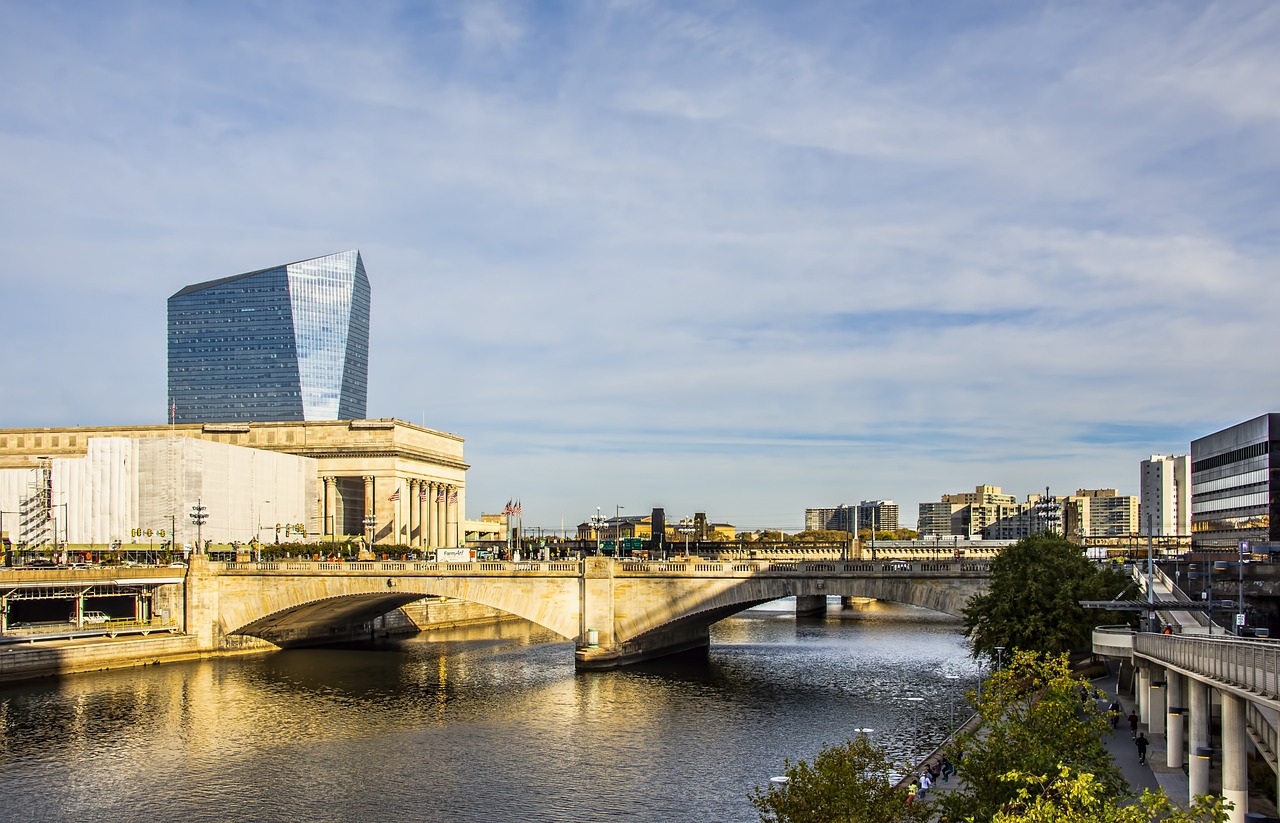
left=935, top=651, right=1123, bottom=823
left=749, top=735, right=931, bottom=823
left=989, top=766, right=1229, bottom=822
left=964, top=533, right=1129, bottom=657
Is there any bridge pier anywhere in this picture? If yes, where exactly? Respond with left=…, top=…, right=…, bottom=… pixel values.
left=795, top=594, right=827, bottom=617
left=576, top=623, right=711, bottom=670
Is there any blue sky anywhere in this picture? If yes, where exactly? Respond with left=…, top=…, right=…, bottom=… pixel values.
left=2, top=1, right=1278, bottom=532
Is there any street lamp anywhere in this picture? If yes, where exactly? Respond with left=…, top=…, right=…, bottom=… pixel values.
left=364, top=514, right=377, bottom=552
left=993, top=646, right=1005, bottom=672
left=901, top=696, right=925, bottom=766
left=189, top=498, right=207, bottom=556
left=679, top=519, right=693, bottom=556
left=945, top=675, right=962, bottom=734
left=595, top=507, right=602, bottom=555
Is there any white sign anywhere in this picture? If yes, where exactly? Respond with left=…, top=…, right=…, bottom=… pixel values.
left=1236, top=613, right=1246, bottom=626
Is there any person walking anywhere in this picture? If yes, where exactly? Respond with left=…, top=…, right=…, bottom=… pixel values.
left=1128, top=710, right=1140, bottom=738
left=1135, top=732, right=1149, bottom=765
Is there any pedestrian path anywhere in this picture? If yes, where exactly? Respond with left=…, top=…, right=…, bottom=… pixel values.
left=1096, top=674, right=1186, bottom=807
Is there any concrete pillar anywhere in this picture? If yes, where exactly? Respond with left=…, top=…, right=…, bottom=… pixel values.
left=417, top=482, right=428, bottom=548
left=1137, top=667, right=1150, bottom=724
left=1189, top=679, right=1211, bottom=799
left=392, top=482, right=401, bottom=546
left=1148, top=665, right=1166, bottom=736
left=795, top=595, right=827, bottom=616
left=323, top=476, right=336, bottom=537
left=362, top=476, right=374, bottom=545
left=1221, top=691, right=1247, bottom=822
left=445, top=485, right=456, bottom=547
left=1167, top=672, right=1185, bottom=771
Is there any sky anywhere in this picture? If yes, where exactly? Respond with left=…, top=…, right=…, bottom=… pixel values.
left=2, top=1, right=1279, bottom=533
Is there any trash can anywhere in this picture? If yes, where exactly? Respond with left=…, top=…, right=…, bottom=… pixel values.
left=586, top=628, right=599, bottom=647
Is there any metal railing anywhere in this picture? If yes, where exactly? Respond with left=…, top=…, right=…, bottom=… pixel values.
left=211, top=558, right=993, bottom=577
left=1134, top=633, right=1280, bottom=699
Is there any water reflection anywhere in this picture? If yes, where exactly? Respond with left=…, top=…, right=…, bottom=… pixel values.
left=0, top=599, right=976, bottom=822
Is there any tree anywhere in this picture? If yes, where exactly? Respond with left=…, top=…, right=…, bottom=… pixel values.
left=963, top=532, right=1129, bottom=657
left=935, top=651, right=1124, bottom=823
left=749, top=735, right=931, bottom=823
left=989, top=766, right=1229, bottom=822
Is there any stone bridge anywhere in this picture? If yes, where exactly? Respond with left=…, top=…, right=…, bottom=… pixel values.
left=187, top=555, right=990, bottom=668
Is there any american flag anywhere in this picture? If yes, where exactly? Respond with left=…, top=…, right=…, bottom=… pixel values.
left=419, top=487, right=429, bottom=501
left=436, top=490, right=445, bottom=503
left=449, top=491, right=458, bottom=504
left=514, top=499, right=522, bottom=514
left=503, top=499, right=513, bottom=516
left=389, top=487, right=400, bottom=502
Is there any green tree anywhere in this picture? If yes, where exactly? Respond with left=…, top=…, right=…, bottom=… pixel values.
left=989, top=766, right=1229, bottom=822
left=749, top=735, right=930, bottom=823
left=936, top=651, right=1123, bottom=823
left=964, top=533, right=1128, bottom=657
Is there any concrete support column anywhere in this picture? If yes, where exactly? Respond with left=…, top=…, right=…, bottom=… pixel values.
left=418, top=483, right=429, bottom=548
left=1167, top=672, right=1185, bottom=771
left=362, top=475, right=374, bottom=546
left=323, top=476, right=336, bottom=537
left=392, top=482, right=401, bottom=546
left=1137, top=666, right=1150, bottom=725
left=409, top=480, right=420, bottom=546
left=1221, top=691, right=1248, bottom=822
left=1189, top=679, right=1211, bottom=800
left=1148, top=665, right=1166, bottom=737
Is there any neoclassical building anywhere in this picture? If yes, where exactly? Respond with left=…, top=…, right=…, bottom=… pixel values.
left=0, top=419, right=490, bottom=549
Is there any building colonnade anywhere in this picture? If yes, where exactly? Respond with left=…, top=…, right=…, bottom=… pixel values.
left=322, top=475, right=462, bottom=548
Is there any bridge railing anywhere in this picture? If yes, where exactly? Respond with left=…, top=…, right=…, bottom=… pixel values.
left=211, top=558, right=991, bottom=576
left=1134, top=632, right=1280, bottom=700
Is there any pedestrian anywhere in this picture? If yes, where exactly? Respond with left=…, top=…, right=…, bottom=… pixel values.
left=1135, top=732, right=1149, bottom=765
left=940, top=757, right=955, bottom=782
left=919, top=770, right=932, bottom=797
left=907, top=780, right=918, bottom=804
left=1128, top=710, right=1139, bottom=738
left=1108, top=700, right=1121, bottom=730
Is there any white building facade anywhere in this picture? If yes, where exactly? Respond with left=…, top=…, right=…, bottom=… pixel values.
left=1140, top=454, right=1191, bottom=537
left=0, top=437, right=316, bottom=549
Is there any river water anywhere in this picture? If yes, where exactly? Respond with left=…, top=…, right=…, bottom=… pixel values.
left=0, top=599, right=977, bottom=822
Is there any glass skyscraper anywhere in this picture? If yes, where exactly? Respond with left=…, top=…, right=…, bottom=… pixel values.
left=168, top=250, right=371, bottom=423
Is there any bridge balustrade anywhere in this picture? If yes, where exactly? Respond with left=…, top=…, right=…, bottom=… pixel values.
left=1135, top=633, right=1280, bottom=700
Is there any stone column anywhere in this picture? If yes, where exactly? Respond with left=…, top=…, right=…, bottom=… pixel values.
left=423, top=483, right=435, bottom=549
left=444, top=485, right=455, bottom=547
left=1221, top=691, right=1248, bottom=822
left=1167, top=672, right=1185, bottom=771
left=392, top=481, right=401, bottom=546
left=435, top=483, right=445, bottom=547
left=362, top=476, right=374, bottom=546
left=1188, top=679, right=1211, bottom=800
left=409, top=480, right=420, bottom=547
left=1147, top=665, right=1166, bottom=737
left=323, top=476, right=336, bottom=537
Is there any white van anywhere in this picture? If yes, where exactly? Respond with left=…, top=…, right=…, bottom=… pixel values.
left=69, top=611, right=110, bottom=624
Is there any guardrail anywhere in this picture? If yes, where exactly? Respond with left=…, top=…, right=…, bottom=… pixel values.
left=1, top=617, right=181, bottom=643
left=1134, top=633, right=1280, bottom=699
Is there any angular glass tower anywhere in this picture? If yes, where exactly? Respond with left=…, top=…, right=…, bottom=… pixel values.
left=168, top=250, right=371, bottom=423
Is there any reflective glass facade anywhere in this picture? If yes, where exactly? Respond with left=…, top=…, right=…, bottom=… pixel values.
left=168, top=250, right=370, bottom=423
left=1190, top=413, right=1280, bottom=549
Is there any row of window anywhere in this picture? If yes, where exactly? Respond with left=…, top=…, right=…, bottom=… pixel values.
left=1192, top=440, right=1275, bottom=473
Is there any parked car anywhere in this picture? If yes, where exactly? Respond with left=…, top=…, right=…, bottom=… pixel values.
left=68, top=611, right=110, bottom=624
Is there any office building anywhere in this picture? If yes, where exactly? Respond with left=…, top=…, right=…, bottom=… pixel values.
left=1191, top=414, right=1280, bottom=550
left=858, top=500, right=899, bottom=533
left=168, top=250, right=371, bottom=424
left=1061, top=489, right=1139, bottom=539
left=1140, top=454, right=1191, bottom=537
left=804, top=505, right=856, bottom=532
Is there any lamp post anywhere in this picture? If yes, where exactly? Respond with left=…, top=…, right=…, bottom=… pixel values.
left=901, top=696, right=924, bottom=766
left=364, top=514, right=376, bottom=553
left=945, top=674, right=961, bottom=734
left=994, top=645, right=1005, bottom=672
left=189, top=498, right=207, bottom=556
left=679, top=519, right=692, bottom=556
left=595, top=507, right=602, bottom=555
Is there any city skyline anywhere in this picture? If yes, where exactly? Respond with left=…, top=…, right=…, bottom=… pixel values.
left=2, top=2, right=1278, bottom=530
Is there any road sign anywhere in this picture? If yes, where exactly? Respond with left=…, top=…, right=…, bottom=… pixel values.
left=1240, top=540, right=1251, bottom=555
left=1236, top=613, right=1246, bottom=626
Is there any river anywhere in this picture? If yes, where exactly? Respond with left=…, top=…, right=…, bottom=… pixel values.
left=0, top=598, right=977, bottom=822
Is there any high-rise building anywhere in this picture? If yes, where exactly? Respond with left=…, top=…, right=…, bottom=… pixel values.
left=1191, top=414, right=1280, bottom=550
left=168, top=250, right=371, bottom=424
left=804, top=505, right=855, bottom=532
left=1140, top=454, right=1191, bottom=537
left=1061, top=489, right=1139, bottom=539
left=858, top=500, right=899, bottom=533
